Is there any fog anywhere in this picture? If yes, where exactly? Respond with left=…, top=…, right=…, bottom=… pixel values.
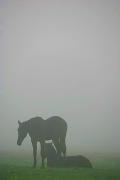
left=1, top=0, right=120, bottom=154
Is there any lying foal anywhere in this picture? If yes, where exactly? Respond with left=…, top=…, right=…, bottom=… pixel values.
left=45, top=143, right=92, bottom=168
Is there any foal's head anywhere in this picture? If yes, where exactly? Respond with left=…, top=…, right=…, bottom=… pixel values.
left=45, top=143, right=57, bottom=157
left=17, top=121, right=28, bottom=145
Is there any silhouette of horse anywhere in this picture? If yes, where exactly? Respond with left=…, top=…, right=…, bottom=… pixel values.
left=45, top=143, right=92, bottom=168
left=17, top=116, right=67, bottom=168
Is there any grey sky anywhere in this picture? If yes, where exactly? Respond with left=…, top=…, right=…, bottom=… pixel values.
left=1, top=0, right=120, bottom=153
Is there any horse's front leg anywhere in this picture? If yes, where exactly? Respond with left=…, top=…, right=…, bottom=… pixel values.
left=31, top=139, right=37, bottom=168
left=40, top=140, right=46, bottom=168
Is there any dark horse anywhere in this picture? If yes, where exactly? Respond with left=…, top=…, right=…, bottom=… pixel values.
left=45, top=143, right=92, bottom=168
left=17, top=116, right=67, bottom=168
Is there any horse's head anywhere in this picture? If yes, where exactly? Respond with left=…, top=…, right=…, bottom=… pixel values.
left=17, top=120, right=28, bottom=146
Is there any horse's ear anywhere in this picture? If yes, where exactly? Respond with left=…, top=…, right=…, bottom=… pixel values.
left=18, top=120, right=21, bottom=125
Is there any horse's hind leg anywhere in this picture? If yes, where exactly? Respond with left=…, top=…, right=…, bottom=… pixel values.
left=52, top=138, right=61, bottom=158
left=60, top=137, right=66, bottom=157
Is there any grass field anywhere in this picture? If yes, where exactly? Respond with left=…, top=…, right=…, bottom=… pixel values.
left=0, top=151, right=120, bottom=180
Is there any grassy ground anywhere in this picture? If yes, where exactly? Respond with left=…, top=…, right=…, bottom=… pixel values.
left=0, top=151, right=120, bottom=180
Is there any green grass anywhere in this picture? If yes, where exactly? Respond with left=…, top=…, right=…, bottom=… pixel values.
left=0, top=152, right=120, bottom=180
left=1, top=165, right=120, bottom=180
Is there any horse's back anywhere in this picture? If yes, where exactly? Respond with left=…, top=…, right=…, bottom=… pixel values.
left=28, top=116, right=67, bottom=139
left=45, top=116, right=67, bottom=136
left=29, top=116, right=67, bottom=126
left=46, top=116, right=67, bottom=127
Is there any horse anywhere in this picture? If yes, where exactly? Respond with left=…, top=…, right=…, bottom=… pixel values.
left=45, top=143, right=93, bottom=168
left=17, top=116, right=67, bottom=168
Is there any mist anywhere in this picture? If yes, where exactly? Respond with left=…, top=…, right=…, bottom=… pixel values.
left=1, top=0, right=120, bottom=154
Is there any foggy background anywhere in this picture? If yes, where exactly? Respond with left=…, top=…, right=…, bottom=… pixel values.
left=1, top=0, right=120, bottom=154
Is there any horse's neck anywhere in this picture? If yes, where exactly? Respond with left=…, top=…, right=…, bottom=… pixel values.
left=23, top=121, right=29, bottom=132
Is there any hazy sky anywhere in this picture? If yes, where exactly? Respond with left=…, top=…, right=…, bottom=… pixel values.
left=1, top=0, right=120, bottom=153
